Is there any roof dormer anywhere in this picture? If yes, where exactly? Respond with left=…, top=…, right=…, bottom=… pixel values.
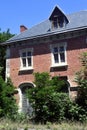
left=49, top=6, right=69, bottom=30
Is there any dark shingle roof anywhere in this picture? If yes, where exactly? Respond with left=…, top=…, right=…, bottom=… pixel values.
left=3, top=10, right=87, bottom=45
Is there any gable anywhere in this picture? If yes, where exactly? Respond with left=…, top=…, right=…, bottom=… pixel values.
left=49, top=6, right=68, bottom=22
left=49, top=6, right=69, bottom=29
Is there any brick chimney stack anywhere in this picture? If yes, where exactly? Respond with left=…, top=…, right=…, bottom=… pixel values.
left=20, top=25, right=28, bottom=32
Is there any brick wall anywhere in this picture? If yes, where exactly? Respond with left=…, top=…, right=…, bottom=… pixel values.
left=9, top=35, right=87, bottom=89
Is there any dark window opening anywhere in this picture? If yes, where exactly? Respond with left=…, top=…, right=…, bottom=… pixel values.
left=54, top=54, right=59, bottom=63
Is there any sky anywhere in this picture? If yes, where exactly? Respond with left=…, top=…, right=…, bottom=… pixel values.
left=1, top=0, right=87, bottom=34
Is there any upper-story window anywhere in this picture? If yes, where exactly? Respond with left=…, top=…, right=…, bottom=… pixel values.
left=49, top=6, right=69, bottom=30
left=50, top=43, right=67, bottom=67
left=52, top=16, right=64, bottom=29
left=20, top=48, right=33, bottom=70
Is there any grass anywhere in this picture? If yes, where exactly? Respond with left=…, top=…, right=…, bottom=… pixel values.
left=0, top=118, right=87, bottom=130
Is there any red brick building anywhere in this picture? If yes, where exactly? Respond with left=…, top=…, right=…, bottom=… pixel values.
left=2, top=6, right=87, bottom=113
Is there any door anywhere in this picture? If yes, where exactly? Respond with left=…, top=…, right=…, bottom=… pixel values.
left=21, top=85, right=33, bottom=116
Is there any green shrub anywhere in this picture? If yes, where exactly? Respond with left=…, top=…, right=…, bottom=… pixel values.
left=75, top=52, right=87, bottom=108
left=27, top=72, right=70, bottom=123
left=0, top=76, right=18, bottom=119
left=27, top=72, right=87, bottom=123
left=75, top=52, right=87, bottom=121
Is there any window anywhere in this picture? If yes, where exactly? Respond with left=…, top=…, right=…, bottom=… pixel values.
left=51, top=43, right=67, bottom=67
left=52, top=16, right=64, bottom=29
left=20, top=48, right=33, bottom=70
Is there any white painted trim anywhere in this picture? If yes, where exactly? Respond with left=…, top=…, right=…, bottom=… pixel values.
left=50, top=42, right=67, bottom=67
left=18, top=82, right=35, bottom=114
left=5, top=46, right=10, bottom=81
left=19, top=81, right=36, bottom=88
left=17, top=88, right=22, bottom=113
left=19, top=67, right=33, bottom=71
left=51, top=63, right=68, bottom=68
left=19, top=48, right=33, bottom=70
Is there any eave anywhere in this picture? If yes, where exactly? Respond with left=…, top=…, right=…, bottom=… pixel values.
left=1, top=26, right=87, bottom=46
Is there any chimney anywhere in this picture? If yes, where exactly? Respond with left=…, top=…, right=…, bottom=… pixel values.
left=20, top=25, right=28, bottom=32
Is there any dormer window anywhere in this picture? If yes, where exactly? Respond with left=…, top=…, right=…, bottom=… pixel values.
left=49, top=6, right=69, bottom=30
left=53, top=16, right=58, bottom=28
left=52, top=15, right=64, bottom=29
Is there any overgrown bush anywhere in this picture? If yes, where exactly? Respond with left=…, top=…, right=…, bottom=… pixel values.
left=0, top=76, right=18, bottom=119
left=26, top=72, right=87, bottom=123
left=75, top=53, right=87, bottom=106
left=27, top=72, right=81, bottom=123
left=75, top=52, right=87, bottom=121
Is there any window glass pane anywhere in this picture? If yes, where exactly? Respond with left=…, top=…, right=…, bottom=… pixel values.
left=22, top=58, right=26, bottom=67
left=54, top=54, right=59, bottom=63
left=54, top=21, right=58, bottom=28
left=59, top=22, right=63, bottom=28
left=54, top=47, right=58, bottom=53
left=27, top=51, right=31, bottom=56
left=22, top=52, right=26, bottom=57
left=60, top=53, right=65, bottom=62
left=59, top=46, right=64, bottom=52
left=58, top=17, right=64, bottom=28
left=27, top=58, right=31, bottom=66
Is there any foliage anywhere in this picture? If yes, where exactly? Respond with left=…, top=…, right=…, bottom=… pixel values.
left=27, top=72, right=87, bottom=123
left=0, top=29, right=14, bottom=79
left=0, top=29, right=14, bottom=43
left=27, top=72, right=70, bottom=123
left=0, top=76, right=18, bottom=119
left=74, top=52, right=87, bottom=122
left=67, top=102, right=87, bottom=122
left=75, top=52, right=87, bottom=109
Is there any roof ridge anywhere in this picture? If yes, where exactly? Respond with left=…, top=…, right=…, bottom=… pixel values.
left=67, top=10, right=87, bottom=16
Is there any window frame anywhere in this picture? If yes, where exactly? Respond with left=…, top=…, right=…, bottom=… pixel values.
left=19, top=48, right=33, bottom=71
left=50, top=42, right=67, bottom=67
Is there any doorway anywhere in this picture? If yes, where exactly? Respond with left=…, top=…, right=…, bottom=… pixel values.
left=18, top=83, right=34, bottom=115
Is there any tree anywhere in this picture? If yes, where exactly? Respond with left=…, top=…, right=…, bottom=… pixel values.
left=27, top=72, right=87, bottom=123
left=27, top=72, right=70, bottom=123
left=0, top=29, right=14, bottom=79
left=0, top=76, right=18, bottom=119
left=75, top=52, right=87, bottom=109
